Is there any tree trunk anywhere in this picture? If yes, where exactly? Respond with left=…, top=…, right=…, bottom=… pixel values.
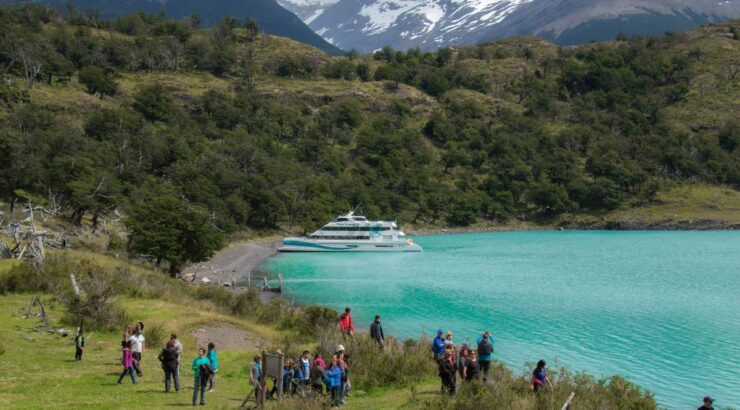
left=168, top=262, right=180, bottom=278
left=71, top=207, right=86, bottom=227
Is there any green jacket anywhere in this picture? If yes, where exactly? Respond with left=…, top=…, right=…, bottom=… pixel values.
left=192, top=357, right=211, bottom=378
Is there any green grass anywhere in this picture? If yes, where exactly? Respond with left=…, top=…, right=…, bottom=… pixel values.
left=606, top=184, right=740, bottom=225
left=0, top=293, right=437, bottom=409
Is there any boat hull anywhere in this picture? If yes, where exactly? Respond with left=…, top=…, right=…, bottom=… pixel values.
left=278, top=238, right=422, bottom=252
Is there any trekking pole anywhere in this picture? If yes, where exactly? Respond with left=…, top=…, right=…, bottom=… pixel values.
left=561, top=391, right=575, bottom=410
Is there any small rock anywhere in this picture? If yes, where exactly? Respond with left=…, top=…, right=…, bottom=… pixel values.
left=182, top=273, right=195, bottom=282
left=223, top=282, right=231, bottom=287
left=201, top=277, right=211, bottom=284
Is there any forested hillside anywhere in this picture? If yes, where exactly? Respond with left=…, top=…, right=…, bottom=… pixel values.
left=1, top=5, right=738, bottom=270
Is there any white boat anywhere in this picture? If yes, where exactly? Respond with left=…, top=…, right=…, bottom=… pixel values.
left=279, top=211, right=422, bottom=252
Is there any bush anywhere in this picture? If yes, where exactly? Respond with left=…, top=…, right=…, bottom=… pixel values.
left=144, top=324, right=166, bottom=349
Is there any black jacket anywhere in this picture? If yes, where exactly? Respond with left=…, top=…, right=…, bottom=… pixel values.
left=370, top=321, right=384, bottom=341
left=438, top=358, right=456, bottom=380
left=158, top=346, right=179, bottom=371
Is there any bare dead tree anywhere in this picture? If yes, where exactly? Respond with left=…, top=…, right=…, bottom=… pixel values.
left=14, top=44, right=43, bottom=88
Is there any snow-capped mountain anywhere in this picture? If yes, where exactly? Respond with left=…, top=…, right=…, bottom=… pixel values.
left=310, top=0, right=740, bottom=52
left=277, top=0, right=339, bottom=23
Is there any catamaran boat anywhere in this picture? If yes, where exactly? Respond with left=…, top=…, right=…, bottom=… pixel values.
left=278, top=211, right=422, bottom=252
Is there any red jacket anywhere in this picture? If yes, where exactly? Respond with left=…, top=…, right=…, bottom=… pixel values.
left=339, top=313, right=354, bottom=332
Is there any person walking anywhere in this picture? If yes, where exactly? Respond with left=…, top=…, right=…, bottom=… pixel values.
left=476, top=331, right=494, bottom=382
left=326, top=358, right=343, bottom=408
left=698, top=396, right=715, bottom=410
left=74, top=329, right=85, bottom=361
left=310, top=355, right=326, bottom=395
left=339, top=307, right=355, bottom=337
left=463, top=350, right=480, bottom=382
left=206, top=342, right=218, bottom=392
left=129, top=324, right=145, bottom=377
left=457, top=344, right=469, bottom=381
left=370, top=315, right=384, bottom=350
left=432, top=329, right=446, bottom=359
left=192, top=347, right=211, bottom=406
left=158, top=340, right=180, bottom=392
left=116, top=340, right=137, bottom=385
left=249, top=355, right=263, bottom=402
left=438, top=349, right=456, bottom=395
left=532, top=359, right=553, bottom=392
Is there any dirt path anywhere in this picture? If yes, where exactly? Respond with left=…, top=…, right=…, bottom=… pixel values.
left=182, top=240, right=280, bottom=285
left=191, top=323, right=269, bottom=351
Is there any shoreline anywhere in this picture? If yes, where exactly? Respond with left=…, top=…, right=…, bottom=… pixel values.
left=187, top=219, right=739, bottom=284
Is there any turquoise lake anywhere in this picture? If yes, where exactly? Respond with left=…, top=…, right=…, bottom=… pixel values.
left=260, top=231, right=740, bottom=408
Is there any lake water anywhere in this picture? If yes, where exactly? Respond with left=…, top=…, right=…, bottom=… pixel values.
left=260, top=231, right=740, bottom=408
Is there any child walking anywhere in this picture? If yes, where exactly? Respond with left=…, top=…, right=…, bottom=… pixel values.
left=74, top=329, right=85, bottom=361
left=117, top=340, right=137, bottom=385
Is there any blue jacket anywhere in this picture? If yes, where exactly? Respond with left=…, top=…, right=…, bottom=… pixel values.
left=432, top=336, right=446, bottom=355
left=476, top=335, right=495, bottom=362
left=282, top=367, right=293, bottom=391
left=327, top=367, right=342, bottom=388
left=207, top=350, right=218, bottom=370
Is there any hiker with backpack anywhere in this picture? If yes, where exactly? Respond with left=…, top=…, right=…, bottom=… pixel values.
left=116, top=340, right=138, bottom=385
left=74, top=329, right=85, bottom=361
left=192, top=347, right=212, bottom=405
left=158, top=340, right=180, bottom=392
left=206, top=342, right=218, bottom=392
left=339, top=307, right=355, bottom=337
left=476, top=331, right=494, bottom=382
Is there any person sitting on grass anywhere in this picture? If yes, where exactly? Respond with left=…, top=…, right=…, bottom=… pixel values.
left=207, top=342, right=218, bottom=392
left=192, top=347, right=212, bottom=406
left=116, top=340, right=137, bottom=385
left=532, top=359, right=554, bottom=392
left=326, top=358, right=343, bottom=408
left=158, top=340, right=180, bottom=393
left=74, top=329, right=85, bottom=361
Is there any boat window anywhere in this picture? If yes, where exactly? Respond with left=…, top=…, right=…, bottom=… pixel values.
left=336, top=218, right=349, bottom=222
left=320, top=226, right=391, bottom=231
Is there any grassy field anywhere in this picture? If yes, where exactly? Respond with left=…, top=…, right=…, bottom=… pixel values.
left=0, top=293, right=437, bottom=410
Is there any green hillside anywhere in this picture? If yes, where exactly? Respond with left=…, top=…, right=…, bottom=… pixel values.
left=1, top=5, right=739, bottom=270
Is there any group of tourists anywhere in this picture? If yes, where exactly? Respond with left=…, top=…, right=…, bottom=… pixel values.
left=113, top=321, right=218, bottom=406
left=248, top=344, right=352, bottom=408
left=433, top=329, right=505, bottom=395
left=84, top=311, right=719, bottom=408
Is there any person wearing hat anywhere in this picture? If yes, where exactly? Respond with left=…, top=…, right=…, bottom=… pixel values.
left=698, top=396, right=715, bottom=410
left=432, top=329, right=446, bottom=360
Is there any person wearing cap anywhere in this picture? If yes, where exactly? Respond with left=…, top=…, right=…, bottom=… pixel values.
left=432, top=329, right=446, bottom=359
left=698, top=396, right=715, bottom=410
left=339, top=307, right=355, bottom=337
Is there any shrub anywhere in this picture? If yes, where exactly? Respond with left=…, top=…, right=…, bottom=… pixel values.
left=144, top=324, right=166, bottom=349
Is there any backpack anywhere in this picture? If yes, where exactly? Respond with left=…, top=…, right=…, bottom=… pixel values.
left=477, top=339, right=493, bottom=355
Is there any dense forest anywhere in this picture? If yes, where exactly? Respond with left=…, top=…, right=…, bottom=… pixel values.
left=0, top=5, right=738, bottom=271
